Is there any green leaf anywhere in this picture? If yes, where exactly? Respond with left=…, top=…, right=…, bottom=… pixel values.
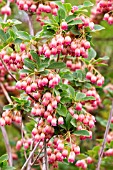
left=76, top=92, right=86, bottom=101
left=74, top=130, right=90, bottom=136
left=94, top=56, right=109, bottom=63
left=74, top=69, right=85, bottom=80
left=61, top=72, right=73, bottom=81
left=101, top=56, right=109, bottom=60
left=67, top=85, right=75, bottom=99
left=76, top=154, right=87, bottom=160
left=58, top=8, right=66, bottom=21
left=65, top=15, right=76, bottom=23
left=66, top=112, right=72, bottom=130
left=70, top=118, right=77, bottom=127
left=83, top=96, right=95, bottom=101
left=60, top=97, right=72, bottom=104
left=68, top=20, right=83, bottom=26
left=55, top=1, right=65, bottom=11
left=0, top=154, right=8, bottom=164
left=11, top=96, right=21, bottom=103
left=6, top=47, right=13, bottom=55
left=20, top=69, right=32, bottom=74
left=57, top=104, right=67, bottom=117
left=88, top=47, right=96, bottom=60
left=47, top=62, right=66, bottom=69
left=97, top=63, right=108, bottom=66
left=64, top=3, right=72, bottom=13
left=30, top=50, right=40, bottom=66
left=16, top=31, right=31, bottom=40
left=3, top=104, right=13, bottom=111
left=83, top=1, right=94, bottom=7
left=59, top=83, right=68, bottom=90
left=84, top=83, right=92, bottom=89
left=11, top=19, right=22, bottom=25
left=93, top=24, right=105, bottom=32
left=24, top=58, right=36, bottom=70
left=0, top=29, right=7, bottom=42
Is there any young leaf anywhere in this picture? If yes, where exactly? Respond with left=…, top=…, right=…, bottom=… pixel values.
left=11, top=19, right=22, bottom=25
left=30, top=50, right=40, bottom=66
left=3, top=104, right=13, bottom=111
left=0, top=29, right=7, bottom=42
left=67, top=85, right=75, bottom=99
left=0, top=154, right=8, bottom=164
left=55, top=1, right=65, bottom=11
left=76, top=92, right=86, bottom=101
left=76, top=154, right=87, bottom=160
left=58, top=8, right=66, bottom=21
left=93, top=56, right=109, bottom=63
left=93, top=24, right=105, bottom=32
left=16, top=31, right=31, bottom=40
left=64, top=3, right=72, bottom=13
left=68, top=20, right=83, bottom=26
left=65, top=15, right=76, bottom=23
left=83, top=96, right=95, bottom=101
left=20, top=69, right=32, bottom=74
left=83, top=1, right=94, bottom=7
left=70, top=118, right=77, bottom=127
left=84, top=82, right=92, bottom=89
left=88, top=47, right=96, bottom=60
left=74, top=130, right=90, bottom=136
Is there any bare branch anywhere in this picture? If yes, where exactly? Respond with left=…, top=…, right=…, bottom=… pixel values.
left=21, top=141, right=40, bottom=170
left=21, top=122, right=27, bottom=160
left=31, top=143, right=44, bottom=166
left=0, top=83, right=12, bottom=103
left=43, top=139, right=48, bottom=170
left=96, top=100, right=113, bottom=170
left=27, top=14, right=34, bottom=36
left=0, top=83, right=21, bottom=132
left=26, top=140, right=34, bottom=170
left=0, top=57, right=17, bottom=82
left=0, top=126, right=13, bottom=166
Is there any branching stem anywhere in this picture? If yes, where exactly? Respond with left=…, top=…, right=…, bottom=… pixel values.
left=96, top=100, right=113, bottom=170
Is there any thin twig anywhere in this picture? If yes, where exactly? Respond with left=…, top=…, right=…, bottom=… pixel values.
left=0, top=83, right=21, bottom=132
left=31, top=143, right=44, bottom=166
left=27, top=14, right=34, bottom=36
left=21, top=141, right=40, bottom=170
left=21, top=122, right=27, bottom=160
left=43, top=139, right=48, bottom=170
left=0, top=57, right=17, bottom=82
left=1, top=126, right=13, bottom=166
left=26, top=140, right=34, bottom=170
left=57, top=54, right=60, bottom=62
left=0, top=83, right=12, bottom=103
left=96, top=100, right=113, bottom=170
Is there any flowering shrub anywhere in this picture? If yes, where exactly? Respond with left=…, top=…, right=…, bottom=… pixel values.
left=0, top=0, right=112, bottom=170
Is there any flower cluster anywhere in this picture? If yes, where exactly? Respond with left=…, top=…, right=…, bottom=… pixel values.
left=91, top=0, right=113, bottom=25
